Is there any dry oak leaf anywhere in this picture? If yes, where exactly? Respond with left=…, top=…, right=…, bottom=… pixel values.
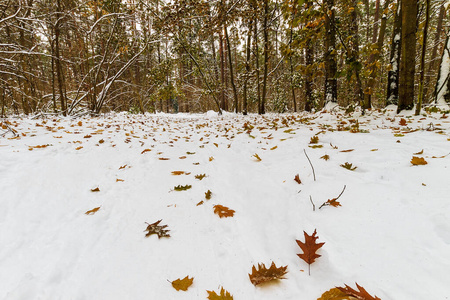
left=171, top=171, right=186, bottom=175
left=320, top=154, right=330, bottom=161
left=85, top=207, right=100, bottom=215
left=171, top=276, right=193, bottom=291
left=411, top=156, right=427, bottom=165
left=144, top=219, right=170, bottom=238
left=213, top=205, right=235, bottom=218
left=141, top=149, right=151, bottom=154
left=336, top=283, right=381, bottom=300
left=317, top=287, right=354, bottom=300
left=205, top=190, right=212, bottom=200
left=207, top=287, right=233, bottom=300
left=249, top=262, right=288, bottom=286
left=294, top=174, right=302, bottom=184
left=91, top=187, right=100, bottom=192
left=414, top=149, right=424, bottom=155
left=296, top=229, right=325, bottom=275
left=399, top=118, right=407, bottom=126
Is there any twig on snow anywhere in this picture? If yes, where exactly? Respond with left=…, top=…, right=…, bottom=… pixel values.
left=304, top=149, right=316, bottom=181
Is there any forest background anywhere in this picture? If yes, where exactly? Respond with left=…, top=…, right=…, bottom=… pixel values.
left=1, top=0, right=450, bottom=117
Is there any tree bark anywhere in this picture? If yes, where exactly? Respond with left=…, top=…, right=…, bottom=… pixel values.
left=261, top=0, right=269, bottom=114
left=324, top=0, right=337, bottom=105
left=415, top=0, right=430, bottom=115
left=386, top=0, right=401, bottom=106
left=397, top=0, right=417, bottom=113
left=225, top=26, right=239, bottom=113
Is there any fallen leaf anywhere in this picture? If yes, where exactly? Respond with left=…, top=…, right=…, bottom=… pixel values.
left=317, top=287, right=351, bottom=300
left=294, top=174, right=302, bottom=184
left=340, top=149, right=354, bottom=152
left=196, top=201, right=204, bottom=206
left=253, top=153, right=262, bottom=161
left=270, top=146, right=278, bottom=150
left=411, top=156, right=427, bottom=165
left=144, top=220, right=170, bottom=238
left=296, top=229, right=325, bottom=275
left=75, top=146, right=83, bottom=150
left=119, top=164, right=127, bottom=169
left=414, top=149, right=424, bottom=155
left=205, top=190, right=212, bottom=200
left=174, top=184, right=192, bottom=191
left=171, top=171, right=186, bottom=175
left=399, top=118, right=407, bottom=126
left=141, top=149, right=151, bottom=154
left=85, top=207, right=100, bottom=215
left=213, top=205, right=235, bottom=218
left=207, top=287, right=233, bottom=300
left=91, top=187, right=100, bottom=192
left=249, top=262, right=288, bottom=286
left=116, top=178, right=124, bottom=182
left=171, top=276, right=193, bottom=291
left=320, top=154, right=330, bottom=161
left=159, top=157, right=170, bottom=160
left=195, top=174, right=207, bottom=180
left=336, top=283, right=381, bottom=300
left=209, top=156, right=214, bottom=161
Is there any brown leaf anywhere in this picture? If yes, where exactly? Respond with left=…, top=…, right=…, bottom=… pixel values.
left=320, top=154, right=330, bottom=160
left=248, top=262, right=288, bottom=286
left=205, top=190, right=212, bottom=200
left=213, top=205, right=235, bottom=218
left=340, top=149, right=354, bottom=153
left=171, top=276, right=193, bottom=291
left=325, top=198, right=341, bottom=207
left=336, top=283, right=381, bottom=300
left=296, top=229, right=325, bottom=275
left=171, top=171, right=186, bottom=175
left=317, top=287, right=353, bottom=300
left=413, top=149, right=424, bottom=155
left=294, top=174, right=302, bottom=184
left=91, top=187, right=100, bottom=192
left=75, top=146, right=83, bottom=150
left=207, top=287, right=233, bottom=300
left=270, top=146, right=278, bottom=150
left=399, top=118, right=407, bottom=126
left=144, top=220, right=170, bottom=238
left=253, top=153, right=262, bottom=161
left=411, top=156, right=427, bottom=165
left=119, top=164, right=127, bottom=169
left=116, top=178, right=124, bottom=182
left=141, top=149, right=151, bottom=154
left=85, top=207, right=100, bottom=215
left=159, top=157, right=170, bottom=160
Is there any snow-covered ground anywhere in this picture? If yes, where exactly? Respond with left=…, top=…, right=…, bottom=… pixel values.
left=1, top=107, right=450, bottom=300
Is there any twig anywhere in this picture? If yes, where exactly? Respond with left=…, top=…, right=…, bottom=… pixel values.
left=319, top=185, right=347, bottom=209
left=309, top=195, right=315, bottom=212
left=304, top=149, right=316, bottom=181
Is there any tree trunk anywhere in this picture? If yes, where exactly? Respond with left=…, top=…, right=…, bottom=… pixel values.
left=397, top=0, right=417, bottom=113
left=363, top=0, right=391, bottom=109
left=55, top=0, right=66, bottom=115
left=225, top=26, right=239, bottom=113
left=243, top=19, right=252, bottom=115
left=261, top=0, right=269, bottom=114
left=423, top=5, right=445, bottom=103
left=253, top=6, right=261, bottom=113
left=435, top=33, right=450, bottom=104
left=415, top=0, right=430, bottom=115
left=386, top=0, right=401, bottom=106
left=324, top=0, right=337, bottom=105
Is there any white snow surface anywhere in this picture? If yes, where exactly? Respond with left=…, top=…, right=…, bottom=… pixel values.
left=1, top=109, right=450, bottom=300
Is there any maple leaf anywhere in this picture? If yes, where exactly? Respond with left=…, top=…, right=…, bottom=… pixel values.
left=171, top=276, right=193, bottom=291
left=144, top=220, right=170, bottom=238
left=207, top=287, right=233, bottom=300
left=320, top=154, right=330, bottom=160
left=296, top=229, right=325, bottom=275
left=85, top=207, right=100, bottom=215
left=195, top=174, right=207, bottom=180
left=317, top=287, right=351, bottom=300
left=174, top=184, right=192, bottom=191
left=213, top=205, right=235, bottom=218
left=294, top=174, right=302, bottom=184
left=411, top=156, right=427, bottom=165
left=248, top=262, right=288, bottom=286
left=336, top=283, right=381, bottom=300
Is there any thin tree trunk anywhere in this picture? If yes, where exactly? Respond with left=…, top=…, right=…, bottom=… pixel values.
left=261, top=0, right=269, bottom=114
left=415, top=0, right=430, bottom=115
left=324, top=0, right=337, bottom=105
left=243, top=19, right=252, bottom=115
left=254, top=9, right=261, bottom=113
left=225, top=26, right=239, bottom=113
left=55, top=0, right=66, bottom=115
left=386, top=0, right=401, bottom=106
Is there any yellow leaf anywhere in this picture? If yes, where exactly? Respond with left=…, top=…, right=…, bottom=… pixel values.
left=270, top=146, right=278, bottom=150
left=411, top=156, right=427, bottom=165
left=85, top=207, right=100, bottom=215
left=317, top=287, right=352, bottom=300
left=207, top=287, right=234, bottom=300
left=171, top=276, right=193, bottom=291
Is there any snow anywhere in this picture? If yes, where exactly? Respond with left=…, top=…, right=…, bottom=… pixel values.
left=1, top=110, right=450, bottom=300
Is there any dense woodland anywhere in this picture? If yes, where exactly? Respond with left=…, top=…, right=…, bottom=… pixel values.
left=1, top=0, right=449, bottom=117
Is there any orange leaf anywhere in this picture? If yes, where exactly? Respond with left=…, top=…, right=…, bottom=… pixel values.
left=336, top=283, right=381, bottom=300
left=119, top=164, right=127, bottom=169
left=116, top=178, right=124, bottom=182
left=411, top=156, right=427, bottom=165
left=294, top=174, right=302, bottom=184
left=75, top=146, right=83, bottom=150
left=399, top=118, right=407, bottom=126
left=85, top=207, right=100, bottom=215
left=91, top=187, right=100, bottom=192
left=213, top=205, right=235, bottom=218
left=248, top=262, right=288, bottom=286
left=171, top=171, right=186, bottom=175
left=207, top=287, right=233, bottom=299
left=141, top=149, right=151, bottom=154
left=296, top=229, right=325, bottom=275
left=171, top=276, right=193, bottom=291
